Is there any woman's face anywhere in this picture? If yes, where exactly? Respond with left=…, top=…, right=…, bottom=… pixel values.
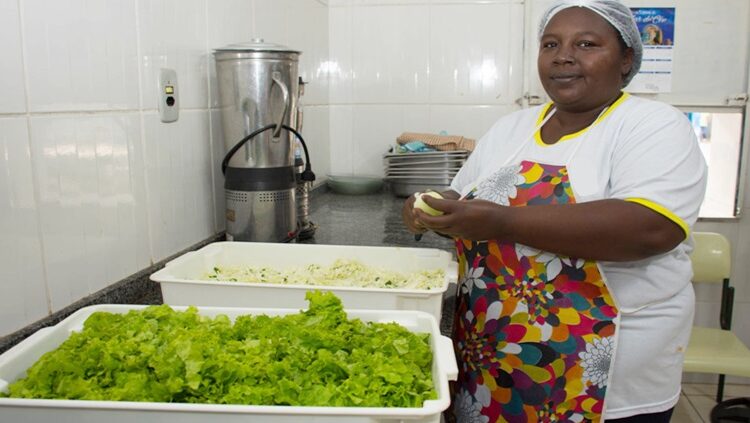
left=538, top=7, right=633, bottom=112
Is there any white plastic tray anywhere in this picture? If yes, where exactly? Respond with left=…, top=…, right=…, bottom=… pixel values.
left=0, top=304, right=458, bottom=423
left=150, top=242, right=458, bottom=321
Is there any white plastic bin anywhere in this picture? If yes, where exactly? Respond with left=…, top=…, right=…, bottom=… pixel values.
left=150, top=242, right=458, bottom=321
left=0, top=304, right=458, bottom=423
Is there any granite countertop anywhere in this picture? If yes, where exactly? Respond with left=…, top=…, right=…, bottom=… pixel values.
left=0, top=188, right=459, bottom=353
left=302, top=189, right=456, bottom=251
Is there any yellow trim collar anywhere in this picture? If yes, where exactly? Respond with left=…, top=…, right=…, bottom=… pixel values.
left=625, top=198, right=690, bottom=239
left=534, top=92, right=630, bottom=146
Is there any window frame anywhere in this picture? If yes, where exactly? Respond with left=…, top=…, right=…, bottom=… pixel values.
left=676, top=105, right=749, bottom=220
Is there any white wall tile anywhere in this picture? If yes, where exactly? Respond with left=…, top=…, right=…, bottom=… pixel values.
left=253, top=0, right=291, bottom=45
left=692, top=282, right=722, bottom=305
left=402, top=106, right=432, bottom=135
left=30, top=114, right=149, bottom=312
left=143, top=111, right=214, bottom=262
left=350, top=5, right=430, bottom=103
left=206, top=0, right=256, bottom=108
left=430, top=105, right=518, bottom=141
left=351, top=105, right=430, bottom=176
left=692, top=300, right=721, bottom=328
left=138, top=0, right=209, bottom=110
left=209, top=109, right=227, bottom=232
left=729, top=303, right=750, bottom=349
left=681, top=372, right=718, bottom=384
left=0, top=0, right=26, bottom=113
left=206, top=0, right=256, bottom=50
left=429, top=2, right=525, bottom=105
left=328, top=5, right=353, bottom=104
left=299, top=105, right=331, bottom=184
left=0, top=118, right=48, bottom=334
left=23, top=0, right=139, bottom=112
left=288, top=0, right=329, bottom=106
left=329, top=105, right=353, bottom=175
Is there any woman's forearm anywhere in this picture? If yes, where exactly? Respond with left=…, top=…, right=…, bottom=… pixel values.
left=493, top=199, right=685, bottom=261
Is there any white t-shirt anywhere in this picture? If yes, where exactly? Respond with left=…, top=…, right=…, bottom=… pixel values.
left=450, top=93, right=708, bottom=418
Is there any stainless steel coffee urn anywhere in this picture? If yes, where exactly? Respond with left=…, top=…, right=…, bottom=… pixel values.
left=214, top=39, right=315, bottom=242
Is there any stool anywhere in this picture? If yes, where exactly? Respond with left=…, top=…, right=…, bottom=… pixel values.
left=711, top=397, right=750, bottom=423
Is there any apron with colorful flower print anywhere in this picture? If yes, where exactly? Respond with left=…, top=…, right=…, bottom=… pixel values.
left=451, top=160, right=619, bottom=423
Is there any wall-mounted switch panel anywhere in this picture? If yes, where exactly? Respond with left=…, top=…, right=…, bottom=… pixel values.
left=158, top=68, right=179, bottom=123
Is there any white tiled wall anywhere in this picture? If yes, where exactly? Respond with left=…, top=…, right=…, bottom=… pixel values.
left=350, top=5, right=430, bottom=104
left=0, top=118, right=48, bottom=332
left=142, top=111, right=214, bottom=261
left=0, top=0, right=26, bottom=113
left=428, top=3, right=525, bottom=105
left=30, top=113, right=150, bottom=311
left=299, top=105, right=332, bottom=183
left=328, top=0, right=527, bottom=176
left=23, top=0, right=140, bottom=112
left=0, top=0, right=329, bottom=336
left=138, top=0, right=209, bottom=111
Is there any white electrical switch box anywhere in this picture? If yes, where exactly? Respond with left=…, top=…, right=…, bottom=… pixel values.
left=158, top=68, right=179, bottom=123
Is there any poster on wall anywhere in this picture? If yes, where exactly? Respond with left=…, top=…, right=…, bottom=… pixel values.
left=628, top=7, right=675, bottom=93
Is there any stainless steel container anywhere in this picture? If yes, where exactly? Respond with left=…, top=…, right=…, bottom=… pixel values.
left=214, top=39, right=301, bottom=242
left=383, top=150, right=469, bottom=197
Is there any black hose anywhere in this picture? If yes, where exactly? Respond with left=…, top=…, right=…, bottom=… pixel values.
left=221, top=124, right=315, bottom=182
left=221, top=124, right=275, bottom=175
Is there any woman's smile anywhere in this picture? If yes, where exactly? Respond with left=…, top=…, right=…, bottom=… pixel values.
left=549, top=73, right=582, bottom=83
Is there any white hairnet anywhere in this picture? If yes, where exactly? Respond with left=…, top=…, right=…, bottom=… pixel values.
left=538, top=0, right=643, bottom=86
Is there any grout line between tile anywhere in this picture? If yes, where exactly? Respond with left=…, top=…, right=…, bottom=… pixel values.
left=685, top=394, right=709, bottom=423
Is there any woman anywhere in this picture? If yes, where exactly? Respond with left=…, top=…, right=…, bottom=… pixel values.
left=402, top=1, right=707, bottom=422
left=642, top=24, right=663, bottom=45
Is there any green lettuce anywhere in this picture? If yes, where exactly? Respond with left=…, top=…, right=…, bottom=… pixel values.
left=2, top=291, right=436, bottom=407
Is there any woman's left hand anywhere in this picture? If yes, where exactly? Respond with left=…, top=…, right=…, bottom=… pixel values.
left=414, top=196, right=508, bottom=241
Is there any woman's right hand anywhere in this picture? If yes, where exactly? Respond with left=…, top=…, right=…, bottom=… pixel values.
left=401, top=190, right=460, bottom=235
left=401, top=193, right=427, bottom=235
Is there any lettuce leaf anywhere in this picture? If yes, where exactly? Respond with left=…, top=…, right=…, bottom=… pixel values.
left=3, top=291, right=436, bottom=408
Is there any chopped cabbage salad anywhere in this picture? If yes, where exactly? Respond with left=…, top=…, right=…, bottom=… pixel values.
left=205, top=259, right=444, bottom=290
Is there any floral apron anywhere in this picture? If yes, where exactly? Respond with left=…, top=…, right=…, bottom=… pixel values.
left=451, top=158, right=620, bottom=423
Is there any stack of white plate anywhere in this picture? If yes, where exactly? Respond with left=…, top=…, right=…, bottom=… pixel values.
left=383, top=150, right=470, bottom=197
